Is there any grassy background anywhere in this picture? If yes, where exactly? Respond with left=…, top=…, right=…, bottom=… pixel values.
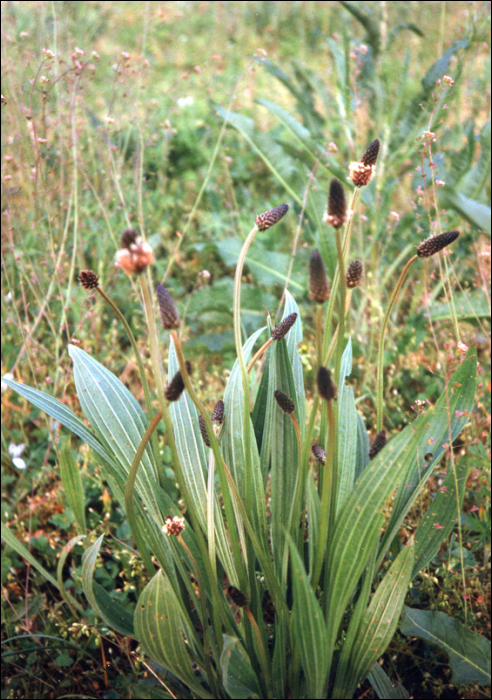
left=1, top=2, right=490, bottom=698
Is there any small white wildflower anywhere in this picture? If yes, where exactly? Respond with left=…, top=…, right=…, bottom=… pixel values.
left=9, top=443, right=27, bottom=470
left=177, top=96, right=194, bottom=108
left=1, top=372, right=14, bottom=391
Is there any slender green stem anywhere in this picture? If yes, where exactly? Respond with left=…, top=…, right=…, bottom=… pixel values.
left=376, top=255, right=418, bottom=432
left=334, top=227, right=346, bottom=386
left=311, top=399, right=335, bottom=590
left=124, top=410, right=162, bottom=575
left=247, top=337, right=274, bottom=373
left=315, top=305, right=323, bottom=368
left=95, top=286, right=160, bottom=467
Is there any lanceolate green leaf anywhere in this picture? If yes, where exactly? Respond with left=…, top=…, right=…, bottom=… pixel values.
left=346, top=545, right=415, bottom=698
left=81, top=535, right=135, bottom=637
left=135, top=570, right=212, bottom=698
left=355, top=411, right=370, bottom=479
left=412, top=456, right=468, bottom=578
left=325, top=350, right=476, bottom=658
left=68, top=345, right=161, bottom=521
left=367, top=662, right=410, bottom=699
left=220, top=635, right=262, bottom=700
left=400, top=607, right=491, bottom=685
left=59, top=438, right=86, bottom=535
left=378, top=349, right=477, bottom=567
left=289, top=538, right=330, bottom=699
left=168, top=339, right=238, bottom=587
left=336, top=340, right=358, bottom=514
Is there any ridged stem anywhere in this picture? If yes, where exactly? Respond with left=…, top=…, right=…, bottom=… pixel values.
left=376, top=255, right=418, bottom=432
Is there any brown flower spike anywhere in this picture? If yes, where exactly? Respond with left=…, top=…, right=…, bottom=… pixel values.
left=274, top=390, right=295, bottom=415
left=349, top=139, right=380, bottom=187
left=212, top=399, right=225, bottom=424
left=324, top=179, right=347, bottom=229
left=312, top=445, right=327, bottom=465
left=317, top=366, right=337, bottom=401
left=198, top=415, right=211, bottom=447
left=345, top=260, right=363, bottom=288
left=116, top=229, right=154, bottom=275
left=78, top=269, right=100, bottom=290
left=255, top=204, right=289, bottom=231
left=417, top=231, right=460, bottom=258
left=165, top=361, right=192, bottom=402
left=369, top=430, right=387, bottom=460
left=162, top=515, right=186, bottom=536
left=156, top=284, right=180, bottom=329
left=272, top=312, right=297, bottom=340
left=309, top=250, right=330, bottom=303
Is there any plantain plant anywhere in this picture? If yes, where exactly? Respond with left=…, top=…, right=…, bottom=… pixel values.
left=2, top=139, right=488, bottom=699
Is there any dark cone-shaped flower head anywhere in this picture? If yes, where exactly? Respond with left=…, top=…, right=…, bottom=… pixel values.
left=312, top=444, right=326, bottom=465
left=165, top=361, right=192, bottom=402
left=369, top=429, right=387, bottom=460
left=212, top=399, right=225, bottom=424
left=120, top=228, right=140, bottom=249
left=255, top=204, right=289, bottom=231
left=162, top=515, right=186, bottom=536
left=78, top=269, right=100, bottom=290
left=360, top=139, right=380, bottom=167
left=309, top=249, right=330, bottom=303
left=156, top=284, right=180, bottom=329
left=349, top=139, right=380, bottom=187
left=272, top=312, right=297, bottom=340
left=324, top=179, right=347, bottom=229
left=417, top=230, right=460, bottom=258
left=274, top=389, right=295, bottom=414
left=345, top=259, right=363, bottom=288
left=198, top=415, right=211, bottom=447
left=317, top=366, right=337, bottom=401
left=227, top=585, right=248, bottom=608
left=116, top=228, right=154, bottom=275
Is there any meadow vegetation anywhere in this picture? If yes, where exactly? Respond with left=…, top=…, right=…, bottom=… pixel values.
left=1, top=2, right=490, bottom=698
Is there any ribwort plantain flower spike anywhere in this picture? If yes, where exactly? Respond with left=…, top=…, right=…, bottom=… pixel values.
left=324, top=178, right=347, bottom=228
left=116, top=228, right=154, bottom=275
left=156, top=284, right=180, bottom=329
left=312, top=445, right=326, bottom=465
left=369, top=430, right=387, bottom=460
left=165, top=361, right=192, bottom=402
left=274, top=390, right=295, bottom=415
left=417, top=230, right=460, bottom=257
left=227, top=585, right=248, bottom=608
left=198, top=415, right=211, bottom=447
left=309, top=249, right=331, bottom=303
left=78, top=269, right=100, bottom=290
left=345, top=259, right=363, bottom=288
left=317, top=366, right=337, bottom=401
left=212, top=399, right=225, bottom=424
left=272, top=312, right=297, bottom=340
left=255, top=204, right=289, bottom=231
left=349, top=138, right=380, bottom=187
left=162, top=515, right=186, bottom=536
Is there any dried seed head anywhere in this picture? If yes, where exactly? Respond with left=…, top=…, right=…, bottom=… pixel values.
left=78, top=269, right=99, bottom=290
left=309, top=249, right=330, bottom=303
left=116, top=230, right=154, bottom=275
left=349, top=139, right=380, bottom=187
left=272, top=312, right=297, bottom=340
left=324, top=179, right=347, bottom=228
left=317, top=366, right=337, bottom=401
left=255, top=203, right=289, bottom=231
left=162, top=515, right=186, bottom=536
left=165, top=361, right=192, bottom=402
left=369, top=430, right=387, bottom=460
left=156, top=284, right=180, bottom=329
left=227, top=585, right=248, bottom=608
left=312, top=444, right=326, bottom=465
left=345, top=259, right=363, bottom=288
left=417, top=230, right=460, bottom=258
left=212, top=399, right=225, bottom=424
left=274, top=389, right=295, bottom=414
left=120, top=228, right=140, bottom=249
left=198, top=415, right=211, bottom=447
